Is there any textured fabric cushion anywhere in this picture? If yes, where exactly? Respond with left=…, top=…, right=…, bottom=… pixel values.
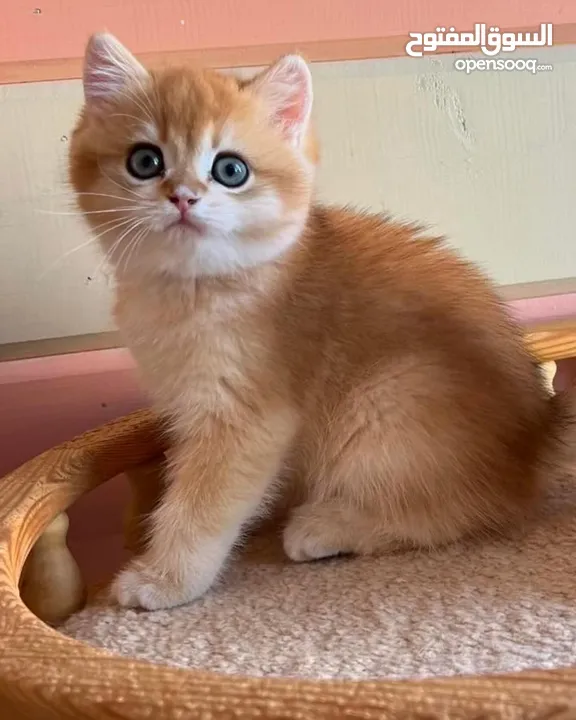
left=61, top=476, right=576, bottom=680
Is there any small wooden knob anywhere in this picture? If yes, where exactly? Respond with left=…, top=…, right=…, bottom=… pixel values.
left=20, top=512, right=86, bottom=626
left=541, top=360, right=557, bottom=394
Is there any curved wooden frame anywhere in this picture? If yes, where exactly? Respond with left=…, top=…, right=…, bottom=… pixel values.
left=2, top=324, right=576, bottom=718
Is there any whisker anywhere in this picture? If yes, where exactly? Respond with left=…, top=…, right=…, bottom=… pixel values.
left=122, top=225, right=150, bottom=274
left=123, top=79, right=155, bottom=123
left=116, top=235, right=140, bottom=275
left=98, top=44, right=155, bottom=123
left=38, top=191, right=143, bottom=202
left=38, top=238, right=98, bottom=280
left=38, top=216, right=138, bottom=279
left=36, top=207, right=144, bottom=216
left=109, top=113, right=148, bottom=124
left=90, top=217, right=147, bottom=278
left=113, top=219, right=148, bottom=272
left=91, top=236, right=125, bottom=279
left=86, top=215, right=140, bottom=236
left=97, top=162, right=144, bottom=199
left=127, top=95, right=154, bottom=124
left=87, top=217, right=137, bottom=242
left=119, top=83, right=154, bottom=124
left=73, top=192, right=145, bottom=203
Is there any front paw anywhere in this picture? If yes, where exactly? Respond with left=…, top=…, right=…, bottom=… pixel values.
left=283, top=513, right=343, bottom=562
left=111, top=556, right=211, bottom=610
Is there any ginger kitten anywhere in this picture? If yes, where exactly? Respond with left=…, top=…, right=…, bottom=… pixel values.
left=69, top=33, right=575, bottom=610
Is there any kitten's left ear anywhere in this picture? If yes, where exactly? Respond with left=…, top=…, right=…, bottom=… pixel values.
left=248, top=55, right=313, bottom=147
left=83, top=32, right=149, bottom=111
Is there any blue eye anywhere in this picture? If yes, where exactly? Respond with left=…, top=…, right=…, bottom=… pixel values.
left=211, top=153, right=249, bottom=188
left=127, top=144, right=165, bottom=179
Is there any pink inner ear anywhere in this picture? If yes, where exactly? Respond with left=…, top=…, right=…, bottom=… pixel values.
left=84, top=62, right=105, bottom=99
left=278, top=87, right=308, bottom=126
left=84, top=40, right=122, bottom=104
left=267, top=61, right=311, bottom=141
left=83, top=34, right=147, bottom=107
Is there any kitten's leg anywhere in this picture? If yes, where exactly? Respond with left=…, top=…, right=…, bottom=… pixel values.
left=283, top=500, right=391, bottom=562
left=112, top=412, right=294, bottom=610
left=124, top=455, right=166, bottom=554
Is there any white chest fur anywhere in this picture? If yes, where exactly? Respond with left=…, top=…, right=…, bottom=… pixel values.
left=114, top=278, right=266, bottom=423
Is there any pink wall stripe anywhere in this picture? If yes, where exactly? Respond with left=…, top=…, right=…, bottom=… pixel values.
left=0, top=347, right=134, bottom=385
left=0, top=349, right=144, bottom=476
left=2, top=1, right=573, bottom=66
left=509, top=293, right=576, bottom=325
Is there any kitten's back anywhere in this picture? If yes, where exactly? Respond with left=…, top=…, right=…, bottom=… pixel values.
left=273, top=205, right=555, bottom=545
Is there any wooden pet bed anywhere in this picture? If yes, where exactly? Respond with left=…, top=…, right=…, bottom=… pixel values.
left=2, top=321, right=576, bottom=719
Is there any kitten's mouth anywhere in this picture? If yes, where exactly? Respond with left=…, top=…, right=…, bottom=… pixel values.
left=168, top=216, right=206, bottom=234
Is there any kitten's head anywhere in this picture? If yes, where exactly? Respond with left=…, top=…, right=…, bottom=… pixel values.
left=69, top=33, right=317, bottom=278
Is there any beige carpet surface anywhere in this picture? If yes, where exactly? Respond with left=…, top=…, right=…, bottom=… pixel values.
left=61, top=477, right=576, bottom=680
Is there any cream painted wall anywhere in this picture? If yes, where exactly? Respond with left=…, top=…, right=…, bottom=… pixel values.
left=0, top=46, right=575, bottom=347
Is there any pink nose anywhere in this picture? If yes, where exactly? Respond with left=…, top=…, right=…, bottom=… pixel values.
left=168, top=194, right=198, bottom=215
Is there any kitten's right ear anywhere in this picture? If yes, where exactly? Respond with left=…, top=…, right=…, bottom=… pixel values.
left=83, top=33, right=148, bottom=110
left=248, top=55, right=313, bottom=148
